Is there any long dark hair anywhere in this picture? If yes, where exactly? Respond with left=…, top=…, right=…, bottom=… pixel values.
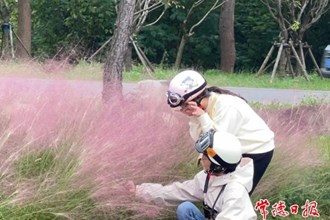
left=206, top=86, right=247, bottom=102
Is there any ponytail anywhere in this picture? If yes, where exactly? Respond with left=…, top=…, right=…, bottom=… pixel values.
left=206, top=86, right=247, bottom=102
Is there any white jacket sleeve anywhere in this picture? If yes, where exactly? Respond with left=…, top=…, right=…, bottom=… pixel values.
left=189, top=117, right=202, bottom=141
left=135, top=171, right=205, bottom=206
left=215, top=182, right=257, bottom=220
left=189, top=94, right=244, bottom=140
left=198, top=103, right=243, bottom=135
left=188, top=103, right=243, bottom=141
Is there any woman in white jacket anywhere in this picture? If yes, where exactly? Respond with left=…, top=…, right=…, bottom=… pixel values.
left=166, top=70, right=275, bottom=194
left=126, top=130, right=257, bottom=220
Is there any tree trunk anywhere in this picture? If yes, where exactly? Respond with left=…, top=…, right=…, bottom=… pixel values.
left=16, top=0, right=31, bottom=59
left=124, top=43, right=133, bottom=72
left=296, top=32, right=306, bottom=76
left=277, top=29, right=289, bottom=77
left=219, top=0, right=236, bottom=73
left=102, top=0, right=136, bottom=103
left=174, top=34, right=188, bottom=69
left=278, top=49, right=287, bottom=78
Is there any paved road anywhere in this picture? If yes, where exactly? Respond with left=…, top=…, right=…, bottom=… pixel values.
left=224, top=87, right=330, bottom=104
left=1, top=77, right=330, bottom=104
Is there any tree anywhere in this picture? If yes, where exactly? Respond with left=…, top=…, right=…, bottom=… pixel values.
left=174, top=0, right=224, bottom=69
left=102, top=0, right=136, bottom=103
left=260, top=0, right=330, bottom=76
left=32, top=0, right=117, bottom=60
left=125, top=0, right=168, bottom=73
left=219, top=0, right=235, bottom=73
left=89, top=0, right=170, bottom=73
left=262, top=0, right=329, bottom=42
left=235, top=0, right=278, bottom=71
left=16, top=0, right=31, bottom=59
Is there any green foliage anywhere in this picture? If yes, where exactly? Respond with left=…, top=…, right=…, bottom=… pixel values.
left=290, top=20, right=300, bottom=32
left=3, top=0, right=329, bottom=70
left=32, top=0, right=117, bottom=59
left=138, top=0, right=220, bottom=68
left=185, top=12, right=219, bottom=68
left=138, top=22, right=180, bottom=65
left=305, top=9, right=330, bottom=68
left=299, top=94, right=326, bottom=106
left=235, top=0, right=279, bottom=71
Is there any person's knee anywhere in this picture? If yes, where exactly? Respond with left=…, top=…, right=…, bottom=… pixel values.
left=176, top=201, right=195, bottom=220
left=177, top=201, right=194, bottom=213
left=177, top=201, right=205, bottom=220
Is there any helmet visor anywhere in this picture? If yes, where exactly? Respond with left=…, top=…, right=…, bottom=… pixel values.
left=195, top=129, right=223, bottom=166
left=195, top=129, right=215, bottom=153
left=166, top=91, right=185, bottom=108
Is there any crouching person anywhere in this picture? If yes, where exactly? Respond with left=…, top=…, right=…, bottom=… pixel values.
left=125, top=129, right=257, bottom=220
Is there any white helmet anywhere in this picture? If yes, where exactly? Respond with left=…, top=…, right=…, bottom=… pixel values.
left=167, top=70, right=207, bottom=108
left=195, top=129, right=242, bottom=173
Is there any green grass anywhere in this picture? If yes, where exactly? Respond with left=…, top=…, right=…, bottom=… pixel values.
left=256, top=167, right=330, bottom=220
left=127, top=67, right=330, bottom=91
left=251, top=135, right=330, bottom=220
left=0, top=145, right=97, bottom=220
left=318, top=136, right=330, bottom=161
left=1, top=61, right=329, bottom=91
left=203, top=69, right=330, bottom=91
left=15, top=149, right=56, bottom=178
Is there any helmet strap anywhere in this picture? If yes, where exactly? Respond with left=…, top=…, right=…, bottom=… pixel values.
left=192, top=89, right=210, bottom=109
left=204, top=163, right=226, bottom=193
left=203, top=172, right=211, bottom=193
left=209, top=163, right=226, bottom=175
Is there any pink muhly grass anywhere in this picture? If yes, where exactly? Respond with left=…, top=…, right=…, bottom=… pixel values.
left=0, top=77, right=193, bottom=218
left=77, top=80, right=193, bottom=215
left=2, top=74, right=328, bottom=218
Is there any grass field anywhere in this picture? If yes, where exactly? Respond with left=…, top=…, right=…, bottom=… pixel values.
left=1, top=60, right=329, bottom=91
left=0, top=60, right=329, bottom=219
